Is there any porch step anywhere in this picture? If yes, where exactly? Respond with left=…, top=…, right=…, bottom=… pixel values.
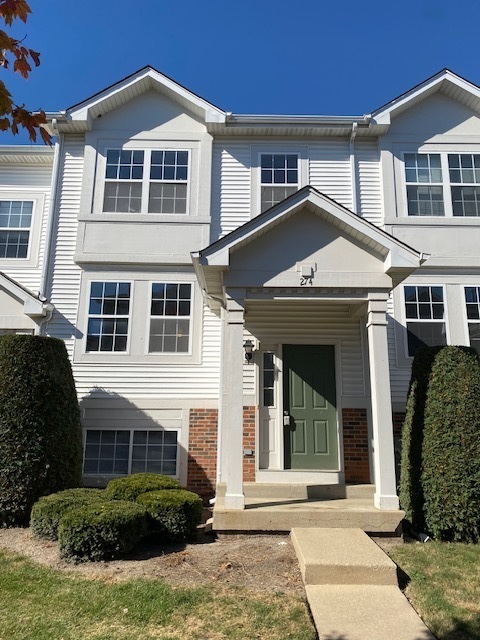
left=212, top=495, right=403, bottom=533
left=215, top=482, right=374, bottom=500
left=291, top=528, right=435, bottom=640
left=291, top=528, right=397, bottom=585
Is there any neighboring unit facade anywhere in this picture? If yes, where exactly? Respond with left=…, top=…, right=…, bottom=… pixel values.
left=2, top=67, right=480, bottom=513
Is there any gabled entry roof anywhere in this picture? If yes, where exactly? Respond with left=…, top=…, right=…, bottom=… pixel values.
left=192, top=187, right=427, bottom=304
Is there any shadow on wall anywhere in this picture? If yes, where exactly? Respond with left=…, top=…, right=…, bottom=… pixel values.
left=78, top=387, right=215, bottom=500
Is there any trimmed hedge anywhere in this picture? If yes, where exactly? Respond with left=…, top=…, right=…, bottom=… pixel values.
left=421, top=346, right=480, bottom=542
left=30, top=489, right=110, bottom=540
left=58, top=501, right=148, bottom=562
left=105, top=473, right=181, bottom=502
left=136, top=489, right=203, bottom=541
left=0, top=335, right=82, bottom=526
left=399, top=346, right=443, bottom=532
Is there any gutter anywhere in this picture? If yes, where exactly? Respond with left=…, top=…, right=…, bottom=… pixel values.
left=39, top=121, right=63, bottom=306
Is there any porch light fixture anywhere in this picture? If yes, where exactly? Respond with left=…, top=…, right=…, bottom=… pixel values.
left=243, top=339, right=254, bottom=363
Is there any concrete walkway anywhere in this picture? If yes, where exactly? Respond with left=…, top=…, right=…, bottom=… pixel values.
left=291, top=528, right=436, bottom=640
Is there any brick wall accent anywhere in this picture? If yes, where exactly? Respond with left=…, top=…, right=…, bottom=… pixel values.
left=243, top=406, right=256, bottom=482
left=187, top=408, right=218, bottom=498
left=393, top=412, right=406, bottom=438
left=342, top=408, right=370, bottom=483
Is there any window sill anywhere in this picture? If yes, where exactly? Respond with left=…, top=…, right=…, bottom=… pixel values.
left=78, top=213, right=211, bottom=224
left=384, top=217, right=480, bottom=226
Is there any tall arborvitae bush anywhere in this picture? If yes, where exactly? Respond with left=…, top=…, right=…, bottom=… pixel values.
left=0, top=335, right=82, bottom=526
left=421, top=346, right=480, bottom=542
left=399, top=346, right=443, bottom=532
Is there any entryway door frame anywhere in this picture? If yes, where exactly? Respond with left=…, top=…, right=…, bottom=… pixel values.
left=257, top=338, right=344, bottom=483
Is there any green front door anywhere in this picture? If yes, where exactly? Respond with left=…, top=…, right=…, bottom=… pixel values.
left=283, top=344, right=338, bottom=470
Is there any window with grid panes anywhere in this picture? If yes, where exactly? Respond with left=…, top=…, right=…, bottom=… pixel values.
left=149, top=283, right=192, bottom=353
left=404, top=286, right=446, bottom=356
left=464, top=287, right=480, bottom=353
left=263, top=352, right=275, bottom=407
left=0, top=200, right=33, bottom=258
left=448, top=154, right=480, bottom=216
left=86, top=282, right=130, bottom=352
left=405, top=154, right=444, bottom=216
left=260, top=154, right=298, bottom=212
left=83, top=429, right=178, bottom=476
left=103, top=149, right=189, bottom=214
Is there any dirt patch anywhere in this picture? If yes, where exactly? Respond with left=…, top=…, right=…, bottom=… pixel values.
left=0, top=527, right=305, bottom=594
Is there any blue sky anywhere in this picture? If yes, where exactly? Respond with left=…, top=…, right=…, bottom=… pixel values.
left=4, top=0, right=480, bottom=142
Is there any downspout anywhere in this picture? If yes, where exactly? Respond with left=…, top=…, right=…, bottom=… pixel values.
left=350, top=122, right=358, bottom=214
left=39, top=121, right=63, bottom=331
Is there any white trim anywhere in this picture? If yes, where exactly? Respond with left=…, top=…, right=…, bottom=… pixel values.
left=0, top=191, right=45, bottom=268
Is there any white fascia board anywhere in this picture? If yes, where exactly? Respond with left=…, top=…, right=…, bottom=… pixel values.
left=67, top=68, right=226, bottom=124
left=372, top=70, right=480, bottom=124
left=0, top=273, right=47, bottom=317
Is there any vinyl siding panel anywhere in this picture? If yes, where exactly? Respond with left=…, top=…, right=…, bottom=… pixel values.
left=387, top=294, right=411, bottom=404
left=0, top=164, right=52, bottom=188
left=213, top=142, right=251, bottom=237
left=309, top=141, right=352, bottom=209
left=356, top=139, right=383, bottom=226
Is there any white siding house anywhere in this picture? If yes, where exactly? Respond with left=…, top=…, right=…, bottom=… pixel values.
left=2, top=67, right=480, bottom=525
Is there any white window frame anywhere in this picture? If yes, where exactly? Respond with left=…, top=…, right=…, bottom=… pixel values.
left=147, top=281, right=194, bottom=355
left=259, top=153, right=299, bottom=213
left=75, top=271, right=202, bottom=364
left=85, top=280, right=132, bottom=354
left=401, top=285, right=448, bottom=359
left=82, top=427, right=180, bottom=479
left=464, top=286, right=480, bottom=353
left=0, top=192, right=45, bottom=267
left=401, top=150, right=480, bottom=219
left=251, top=145, right=308, bottom=217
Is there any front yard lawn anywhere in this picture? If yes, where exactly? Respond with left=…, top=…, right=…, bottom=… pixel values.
left=390, top=541, right=480, bottom=640
left=0, top=549, right=316, bottom=640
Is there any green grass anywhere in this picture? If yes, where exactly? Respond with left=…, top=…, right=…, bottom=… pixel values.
left=390, top=541, right=480, bottom=640
left=0, top=549, right=315, bottom=640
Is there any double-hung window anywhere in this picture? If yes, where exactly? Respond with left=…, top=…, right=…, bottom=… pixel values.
left=404, top=285, right=446, bottom=356
left=103, top=149, right=189, bottom=214
left=86, top=281, right=131, bottom=352
left=83, top=429, right=178, bottom=476
left=405, top=152, right=480, bottom=217
left=260, top=154, right=298, bottom=212
left=0, top=200, right=33, bottom=259
left=149, top=283, right=192, bottom=353
left=464, top=287, right=480, bottom=353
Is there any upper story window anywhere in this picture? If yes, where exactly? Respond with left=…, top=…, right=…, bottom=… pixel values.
left=86, top=281, right=131, bottom=352
left=103, top=149, right=189, bottom=214
left=149, top=282, right=192, bottom=353
left=465, top=286, right=480, bottom=354
left=0, top=200, right=33, bottom=259
left=404, top=285, right=446, bottom=356
left=260, top=154, right=298, bottom=212
left=405, top=153, right=480, bottom=217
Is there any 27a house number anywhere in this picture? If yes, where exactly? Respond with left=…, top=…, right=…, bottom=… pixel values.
left=300, top=275, right=313, bottom=286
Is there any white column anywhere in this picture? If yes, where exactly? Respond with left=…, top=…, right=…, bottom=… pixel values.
left=220, top=293, right=246, bottom=510
left=366, top=293, right=399, bottom=511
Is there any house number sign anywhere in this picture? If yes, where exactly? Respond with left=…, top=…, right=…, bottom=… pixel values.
left=300, top=275, right=313, bottom=286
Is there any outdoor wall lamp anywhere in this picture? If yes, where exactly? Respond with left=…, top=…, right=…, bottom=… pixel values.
left=243, top=339, right=254, bottom=363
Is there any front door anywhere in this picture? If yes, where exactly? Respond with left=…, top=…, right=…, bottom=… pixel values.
left=283, top=344, right=338, bottom=470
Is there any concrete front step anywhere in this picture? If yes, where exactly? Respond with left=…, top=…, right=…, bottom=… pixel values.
left=306, top=585, right=435, bottom=640
left=215, top=482, right=374, bottom=500
left=212, top=496, right=403, bottom=533
left=291, top=528, right=398, bottom=585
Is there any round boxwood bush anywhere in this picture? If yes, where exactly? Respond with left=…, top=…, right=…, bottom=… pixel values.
left=421, top=346, right=480, bottom=542
left=58, top=501, right=148, bottom=562
left=105, top=473, right=181, bottom=502
left=0, top=335, right=82, bottom=526
left=136, top=489, right=203, bottom=541
left=30, top=488, right=110, bottom=540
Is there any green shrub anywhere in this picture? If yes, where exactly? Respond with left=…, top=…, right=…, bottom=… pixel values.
left=105, top=473, right=181, bottom=502
left=0, top=335, right=82, bottom=526
left=399, top=346, right=443, bottom=532
left=30, top=489, right=110, bottom=540
left=421, top=346, right=480, bottom=542
left=58, top=501, right=148, bottom=562
left=136, top=489, right=203, bottom=541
